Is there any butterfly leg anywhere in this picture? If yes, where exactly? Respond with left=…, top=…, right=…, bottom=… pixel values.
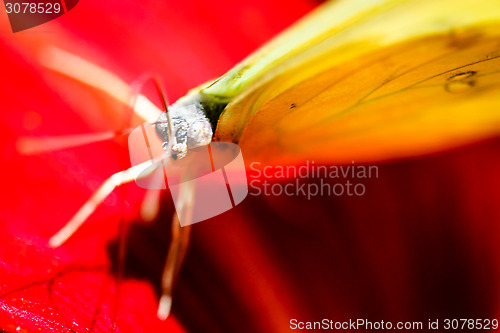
left=49, top=160, right=157, bottom=247
left=39, top=46, right=163, bottom=123
left=157, top=214, right=192, bottom=320
left=157, top=180, right=195, bottom=320
left=140, top=188, right=162, bottom=222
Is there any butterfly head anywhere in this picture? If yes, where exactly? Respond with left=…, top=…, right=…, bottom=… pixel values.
left=155, top=100, right=213, bottom=159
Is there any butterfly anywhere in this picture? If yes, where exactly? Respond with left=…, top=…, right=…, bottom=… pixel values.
left=13, top=0, right=500, bottom=327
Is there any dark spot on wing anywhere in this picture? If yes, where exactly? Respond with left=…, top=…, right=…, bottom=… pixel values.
left=448, top=71, right=477, bottom=81
left=445, top=71, right=477, bottom=93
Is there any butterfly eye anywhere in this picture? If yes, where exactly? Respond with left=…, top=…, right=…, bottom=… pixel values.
left=188, top=119, right=213, bottom=147
left=155, top=112, right=172, bottom=143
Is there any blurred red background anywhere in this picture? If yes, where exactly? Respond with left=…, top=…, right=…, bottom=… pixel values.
left=0, top=0, right=499, bottom=332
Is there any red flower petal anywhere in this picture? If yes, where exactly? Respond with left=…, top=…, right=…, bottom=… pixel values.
left=0, top=0, right=316, bottom=331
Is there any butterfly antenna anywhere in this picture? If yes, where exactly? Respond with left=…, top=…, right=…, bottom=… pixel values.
left=131, top=76, right=176, bottom=223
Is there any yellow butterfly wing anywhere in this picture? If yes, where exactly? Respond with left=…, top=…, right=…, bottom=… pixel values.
left=201, top=0, right=500, bottom=164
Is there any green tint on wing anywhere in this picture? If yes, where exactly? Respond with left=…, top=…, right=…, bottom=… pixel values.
left=192, top=0, right=500, bottom=145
